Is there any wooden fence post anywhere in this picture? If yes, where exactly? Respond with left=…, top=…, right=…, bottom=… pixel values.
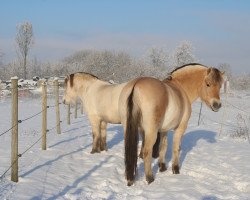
left=81, top=102, right=83, bottom=115
left=11, top=77, right=18, bottom=182
left=42, top=81, right=47, bottom=150
left=74, top=100, right=77, bottom=119
left=67, top=104, right=71, bottom=125
left=219, top=86, right=229, bottom=136
left=54, top=78, right=61, bottom=134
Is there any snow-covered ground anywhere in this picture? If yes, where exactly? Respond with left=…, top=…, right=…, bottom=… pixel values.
left=0, top=91, right=250, bottom=200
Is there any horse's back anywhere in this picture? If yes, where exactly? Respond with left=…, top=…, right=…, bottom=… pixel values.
left=87, top=81, right=126, bottom=123
left=119, top=77, right=168, bottom=129
left=119, top=77, right=191, bottom=131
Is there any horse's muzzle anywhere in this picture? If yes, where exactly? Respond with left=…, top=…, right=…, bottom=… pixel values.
left=211, top=101, right=221, bottom=112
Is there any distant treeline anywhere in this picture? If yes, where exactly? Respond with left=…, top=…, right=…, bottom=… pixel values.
left=0, top=42, right=249, bottom=89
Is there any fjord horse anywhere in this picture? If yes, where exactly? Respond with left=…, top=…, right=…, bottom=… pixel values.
left=62, top=73, right=126, bottom=153
left=62, top=72, right=160, bottom=156
left=119, top=63, right=224, bottom=186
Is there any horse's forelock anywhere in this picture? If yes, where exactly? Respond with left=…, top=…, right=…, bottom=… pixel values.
left=210, top=68, right=223, bottom=84
left=69, top=74, right=74, bottom=87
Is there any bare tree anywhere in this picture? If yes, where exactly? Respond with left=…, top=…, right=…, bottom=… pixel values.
left=16, top=21, right=34, bottom=79
left=173, top=41, right=196, bottom=68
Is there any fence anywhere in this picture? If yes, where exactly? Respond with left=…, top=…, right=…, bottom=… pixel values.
left=0, top=77, right=81, bottom=183
left=195, top=90, right=250, bottom=141
left=0, top=79, right=249, bottom=183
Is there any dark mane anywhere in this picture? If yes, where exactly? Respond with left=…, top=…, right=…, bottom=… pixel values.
left=170, top=63, right=206, bottom=75
left=64, top=74, right=75, bottom=87
left=77, top=72, right=99, bottom=79
left=65, top=72, right=98, bottom=88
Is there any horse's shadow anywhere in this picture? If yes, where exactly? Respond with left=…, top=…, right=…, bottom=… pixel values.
left=107, top=125, right=124, bottom=149
left=166, top=130, right=217, bottom=167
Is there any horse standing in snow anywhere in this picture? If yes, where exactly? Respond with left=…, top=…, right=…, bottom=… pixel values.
left=62, top=72, right=160, bottom=156
left=119, top=63, right=224, bottom=186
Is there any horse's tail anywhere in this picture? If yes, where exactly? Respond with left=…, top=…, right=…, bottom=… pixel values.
left=125, top=85, right=140, bottom=186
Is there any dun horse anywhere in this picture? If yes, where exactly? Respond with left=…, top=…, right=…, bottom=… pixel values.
left=62, top=73, right=126, bottom=153
left=62, top=72, right=160, bottom=156
left=119, top=63, right=224, bottom=186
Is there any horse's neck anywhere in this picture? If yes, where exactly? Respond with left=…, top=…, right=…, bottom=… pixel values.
left=77, top=79, right=101, bottom=101
left=172, top=70, right=206, bottom=103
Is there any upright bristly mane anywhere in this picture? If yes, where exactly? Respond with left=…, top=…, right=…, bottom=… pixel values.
left=65, top=72, right=99, bottom=88
left=170, top=63, right=207, bottom=75
left=165, top=63, right=223, bottom=84
left=77, top=72, right=99, bottom=79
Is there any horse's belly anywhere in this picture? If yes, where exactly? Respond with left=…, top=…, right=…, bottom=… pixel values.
left=161, top=104, right=182, bottom=132
left=102, top=113, right=121, bottom=124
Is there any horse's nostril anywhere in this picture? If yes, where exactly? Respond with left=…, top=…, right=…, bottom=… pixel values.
left=213, top=102, right=221, bottom=110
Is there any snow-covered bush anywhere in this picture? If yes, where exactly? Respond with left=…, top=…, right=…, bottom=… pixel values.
left=231, top=114, right=250, bottom=142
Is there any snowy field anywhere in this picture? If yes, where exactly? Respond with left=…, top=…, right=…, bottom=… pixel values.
left=0, top=91, right=250, bottom=200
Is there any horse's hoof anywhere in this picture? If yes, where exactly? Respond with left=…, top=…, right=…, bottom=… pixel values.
left=100, top=147, right=107, bottom=151
left=146, top=175, right=154, bottom=184
left=127, top=180, right=134, bottom=186
left=90, top=149, right=100, bottom=154
left=172, top=165, right=180, bottom=174
left=159, top=163, right=167, bottom=172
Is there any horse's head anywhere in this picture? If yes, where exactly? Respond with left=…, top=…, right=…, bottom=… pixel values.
left=62, top=72, right=99, bottom=105
left=62, top=74, right=77, bottom=105
left=200, top=68, right=225, bottom=112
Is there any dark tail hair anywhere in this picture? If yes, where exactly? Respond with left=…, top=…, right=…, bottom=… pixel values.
left=125, top=86, right=140, bottom=186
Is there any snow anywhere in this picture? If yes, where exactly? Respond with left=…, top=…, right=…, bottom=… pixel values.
left=0, top=92, right=250, bottom=200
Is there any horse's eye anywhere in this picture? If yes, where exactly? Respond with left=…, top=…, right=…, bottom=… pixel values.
left=206, top=83, right=210, bottom=87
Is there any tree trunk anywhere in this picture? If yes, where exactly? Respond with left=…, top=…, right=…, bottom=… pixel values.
left=24, top=54, right=27, bottom=79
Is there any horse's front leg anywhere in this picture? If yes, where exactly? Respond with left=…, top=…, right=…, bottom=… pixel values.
left=89, top=117, right=101, bottom=154
left=172, top=124, right=187, bottom=174
left=100, top=121, right=107, bottom=151
left=158, top=132, right=167, bottom=172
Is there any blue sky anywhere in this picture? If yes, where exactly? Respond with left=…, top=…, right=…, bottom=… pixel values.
left=1, top=0, right=250, bottom=73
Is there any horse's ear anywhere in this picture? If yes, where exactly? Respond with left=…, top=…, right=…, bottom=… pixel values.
left=220, top=71, right=226, bottom=81
left=207, top=67, right=212, bottom=75
left=69, top=74, right=74, bottom=87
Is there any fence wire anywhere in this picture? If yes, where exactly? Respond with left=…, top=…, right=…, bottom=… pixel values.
left=1, top=89, right=248, bottom=182
left=0, top=117, right=65, bottom=182
left=0, top=105, right=58, bottom=138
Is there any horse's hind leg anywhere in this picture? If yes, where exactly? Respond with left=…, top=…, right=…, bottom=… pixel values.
left=139, top=131, right=145, bottom=159
left=140, top=131, right=160, bottom=159
left=172, top=124, right=187, bottom=174
left=100, top=121, right=107, bottom=151
left=152, top=132, right=160, bottom=158
left=143, top=130, right=158, bottom=184
left=89, top=117, right=101, bottom=154
left=158, top=132, right=167, bottom=172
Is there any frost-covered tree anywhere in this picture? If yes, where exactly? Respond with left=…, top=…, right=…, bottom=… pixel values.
left=0, top=51, right=4, bottom=65
left=218, top=63, right=232, bottom=81
left=147, top=47, right=169, bottom=68
left=16, top=21, right=34, bottom=79
left=173, top=41, right=196, bottom=68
